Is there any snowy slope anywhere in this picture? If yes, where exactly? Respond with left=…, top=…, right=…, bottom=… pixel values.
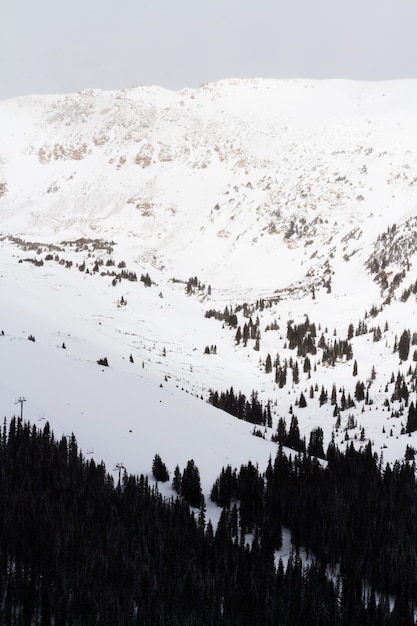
left=1, top=78, right=417, bottom=507
left=2, top=79, right=417, bottom=290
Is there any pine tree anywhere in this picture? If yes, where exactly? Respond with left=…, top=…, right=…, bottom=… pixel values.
left=181, top=459, right=203, bottom=508
left=398, top=330, right=410, bottom=361
left=276, top=417, right=287, bottom=444
left=242, top=323, right=249, bottom=347
left=254, top=330, right=261, bottom=351
left=292, top=361, right=299, bottom=385
left=319, top=386, right=328, bottom=406
left=354, top=381, right=365, bottom=402
left=406, top=402, right=417, bottom=433
left=308, top=427, right=324, bottom=458
left=265, top=353, right=272, bottom=374
left=172, top=465, right=182, bottom=493
left=152, top=454, right=170, bottom=482
left=340, top=388, right=346, bottom=411
left=288, top=415, right=303, bottom=451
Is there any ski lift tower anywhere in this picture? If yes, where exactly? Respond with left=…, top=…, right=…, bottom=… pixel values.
left=15, top=397, right=26, bottom=421
left=113, top=462, right=126, bottom=486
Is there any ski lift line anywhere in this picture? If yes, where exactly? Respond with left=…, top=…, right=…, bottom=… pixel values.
left=0, top=380, right=22, bottom=405
left=2, top=394, right=128, bottom=476
left=15, top=396, right=71, bottom=435
left=1, top=386, right=142, bottom=480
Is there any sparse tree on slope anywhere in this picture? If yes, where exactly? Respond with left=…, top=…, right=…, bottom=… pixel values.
left=398, top=330, right=411, bottom=362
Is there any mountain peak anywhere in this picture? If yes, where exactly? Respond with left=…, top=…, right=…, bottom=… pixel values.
left=1, top=78, right=417, bottom=293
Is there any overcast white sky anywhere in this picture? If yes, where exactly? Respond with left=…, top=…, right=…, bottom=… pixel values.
left=1, top=0, right=417, bottom=99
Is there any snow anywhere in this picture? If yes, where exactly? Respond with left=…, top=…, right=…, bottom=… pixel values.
left=0, top=242, right=278, bottom=500
left=1, top=78, right=417, bottom=519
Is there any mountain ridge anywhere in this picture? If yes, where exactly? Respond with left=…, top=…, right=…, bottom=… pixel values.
left=1, top=78, right=417, bottom=293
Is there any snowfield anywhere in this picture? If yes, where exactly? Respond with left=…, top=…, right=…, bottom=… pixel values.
left=1, top=78, right=417, bottom=515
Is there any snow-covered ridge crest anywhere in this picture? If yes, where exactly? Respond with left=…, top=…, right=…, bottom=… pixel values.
left=1, top=78, right=417, bottom=293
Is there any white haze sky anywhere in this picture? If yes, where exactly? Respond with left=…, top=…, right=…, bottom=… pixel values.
left=1, top=0, right=417, bottom=99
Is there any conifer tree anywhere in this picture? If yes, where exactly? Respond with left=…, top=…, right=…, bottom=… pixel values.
left=354, top=380, right=365, bottom=402
left=319, top=386, right=328, bottom=406
left=172, top=465, right=182, bottom=493
left=288, top=415, right=304, bottom=451
left=275, top=417, right=287, bottom=444
left=253, top=330, right=261, bottom=351
left=308, top=427, right=324, bottom=458
left=331, top=384, right=337, bottom=405
left=406, top=402, right=417, bottom=433
left=152, top=453, right=170, bottom=482
left=292, top=361, right=299, bottom=384
left=398, top=330, right=410, bottom=361
left=265, top=353, right=272, bottom=374
left=181, top=459, right=203, bottom=508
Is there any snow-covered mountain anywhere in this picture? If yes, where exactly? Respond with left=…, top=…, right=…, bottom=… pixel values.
left=1, top=78, right=417, bottom=508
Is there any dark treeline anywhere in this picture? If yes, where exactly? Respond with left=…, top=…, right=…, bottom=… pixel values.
left=273, top=441, right=417, bottom=610
left=0, top=418, right=415, bottom=624
left=211, top=441, right=417, bottom=623
left=208, top=387, right=272, bottom=427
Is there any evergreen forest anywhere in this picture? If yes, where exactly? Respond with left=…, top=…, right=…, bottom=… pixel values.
left=1, top=417, right=417, bottom=624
